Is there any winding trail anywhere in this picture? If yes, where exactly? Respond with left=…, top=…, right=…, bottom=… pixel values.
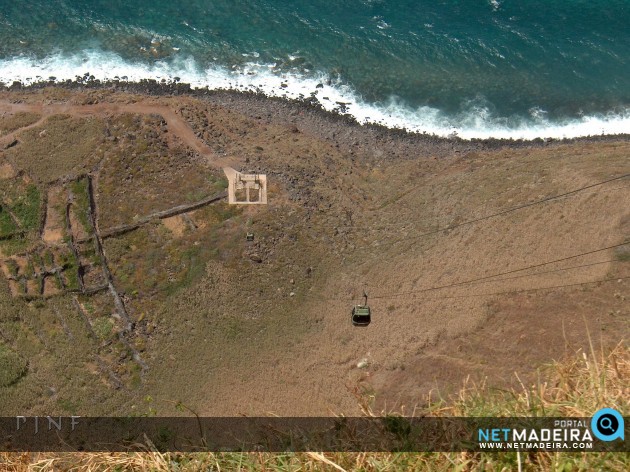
left=0, top=99, right=237, bottom=169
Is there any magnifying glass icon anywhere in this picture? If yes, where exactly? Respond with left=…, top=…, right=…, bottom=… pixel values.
left=599, top=417, right=614, bottom=432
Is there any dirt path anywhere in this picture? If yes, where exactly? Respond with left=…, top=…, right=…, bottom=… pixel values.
left=0, top=112, right=48, bottom=149
left=0, top=100, right=237, bottom=169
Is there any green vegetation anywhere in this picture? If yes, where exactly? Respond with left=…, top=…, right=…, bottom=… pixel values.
left=0, top=234, right=29, bottom=256
left=4, top=259, right=19, bottom=278
left=208, top=202, right=241, bottom=222
left=614, top=244, right=630, bottom=262
left=0, top=182, right=41, bottom=252
left=43, top=250, right=55, bottom=269
left=82, top=301, right=95, bottom=314
left=59, top=250, right=80, bottom=290
left=129, top=362, right=143, bottom=389
left=0, top=205, right=18, bottom=237
left=10, top=184, right=41, bottom=232
left=92, top=316, right=114, bottom=340
left=105, top=212, right=231, bottom=297
left=0, top=343, right=27, bottom=387
left=53, top=274, right=63, bottom=290
left=31, top=252, right=44, bottom=273
left=25, top=257, right=35, bottom=278
left=79, top=239, right=101, bottom=266
left=17, top=279, right=27, bottom=296
left=166, top=244, right=216, bottom=295
left=70, top=178, right=92, bottom=232
left=185, top=189, right=207, bottom=203
left=210, top=174, right=228, bottom=193
left=64, top=266, right=79, bottom=291
left=57, top=398, right=80, bottom=415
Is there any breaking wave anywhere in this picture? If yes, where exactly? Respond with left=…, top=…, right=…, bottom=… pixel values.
left=1, top=50, right=628, bottom=140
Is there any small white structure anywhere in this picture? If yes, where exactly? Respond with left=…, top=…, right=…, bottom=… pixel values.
left=223, top=167, right=268, bottom=205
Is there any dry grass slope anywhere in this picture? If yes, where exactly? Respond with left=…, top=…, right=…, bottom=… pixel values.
left=0, top=343, right=627, bottom=471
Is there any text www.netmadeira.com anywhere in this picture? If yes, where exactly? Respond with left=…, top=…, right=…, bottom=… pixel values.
left=479, top=442, right=593, bottom=449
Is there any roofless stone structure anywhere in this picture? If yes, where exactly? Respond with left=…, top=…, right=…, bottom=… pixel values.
left=223, top=167, right=268, bottom=205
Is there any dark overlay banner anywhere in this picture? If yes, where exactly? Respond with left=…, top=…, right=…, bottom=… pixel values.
left=0, top=417, right=627, bottom=452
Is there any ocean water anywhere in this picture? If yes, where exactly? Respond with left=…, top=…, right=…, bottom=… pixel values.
left=0, top=0, right=628, bottom=139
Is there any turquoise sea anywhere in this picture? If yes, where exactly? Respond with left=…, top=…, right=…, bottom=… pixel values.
left=0, top=0, right=628, bottom=138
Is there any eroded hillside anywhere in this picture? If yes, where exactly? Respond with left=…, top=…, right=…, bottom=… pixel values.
left=0, top=87, right=628, bottom=416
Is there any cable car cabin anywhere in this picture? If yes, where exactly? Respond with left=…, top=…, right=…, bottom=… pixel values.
left=351, top=305, right=371, bottom=326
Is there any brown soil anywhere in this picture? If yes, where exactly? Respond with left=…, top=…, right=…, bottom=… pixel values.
left=0, top=100, right=235, bottom=170
left=7, top=279, right=20, bottom=297
left=25, top=278, right=40, bottom=297
left=42, top=186, right=65, bottom=244
left=13, top=256, right=28, bottom=277
left=0, top=162, right=16, bottom=179
left=0, top=88, right=627, bottom=418
left=68, top=208, right=89, bottom=241
left=369, top=280, right=630, bottom=410
left=0, top=261, right=11, bottom=279
left=42, top=276, right=61, bottom=297
left=162, top=215, right=187, bottom=238
left=82, top=265, right=106, bottom=290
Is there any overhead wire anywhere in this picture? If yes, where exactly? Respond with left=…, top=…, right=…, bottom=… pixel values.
left=367, top=242, right=629, bottom=300
left=442, top=259, right=615, bottom=286
left=381, top=274, right=630, bottom=302
left=294, top=173, right=629, bottom=235
left=361, top=172, right=630, bottom=252
left=298, top=173, right=630, bottom=236
left=251, top=242, right=627, bottom=303
left=248, top=173, right=630, bottom=305
left=330, top=183, right=629, bottom=232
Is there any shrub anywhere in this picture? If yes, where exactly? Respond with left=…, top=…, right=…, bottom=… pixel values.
left=0, top=344, right=27, bottom=387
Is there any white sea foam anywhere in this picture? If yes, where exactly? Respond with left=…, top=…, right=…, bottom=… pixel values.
left=0, top=50, right=628, bottom=140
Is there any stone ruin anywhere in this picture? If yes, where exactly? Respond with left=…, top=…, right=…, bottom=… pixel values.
left=223, top=167, right=268, bottom=205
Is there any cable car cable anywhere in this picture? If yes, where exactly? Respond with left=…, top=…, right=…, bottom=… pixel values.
left=357, top=172, right=630, bottom=252
left=316, top=183, right=629, bottom=233
left=381, top=274, right=630, bottom=302
left=367, top=242, right=629, bottom=300
left=312, top=241, right=628, bottom=302
left=288, top=174, right=629, bottom=234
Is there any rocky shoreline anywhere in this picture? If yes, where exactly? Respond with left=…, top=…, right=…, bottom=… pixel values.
left=2, top=78, right=629, bottom=161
